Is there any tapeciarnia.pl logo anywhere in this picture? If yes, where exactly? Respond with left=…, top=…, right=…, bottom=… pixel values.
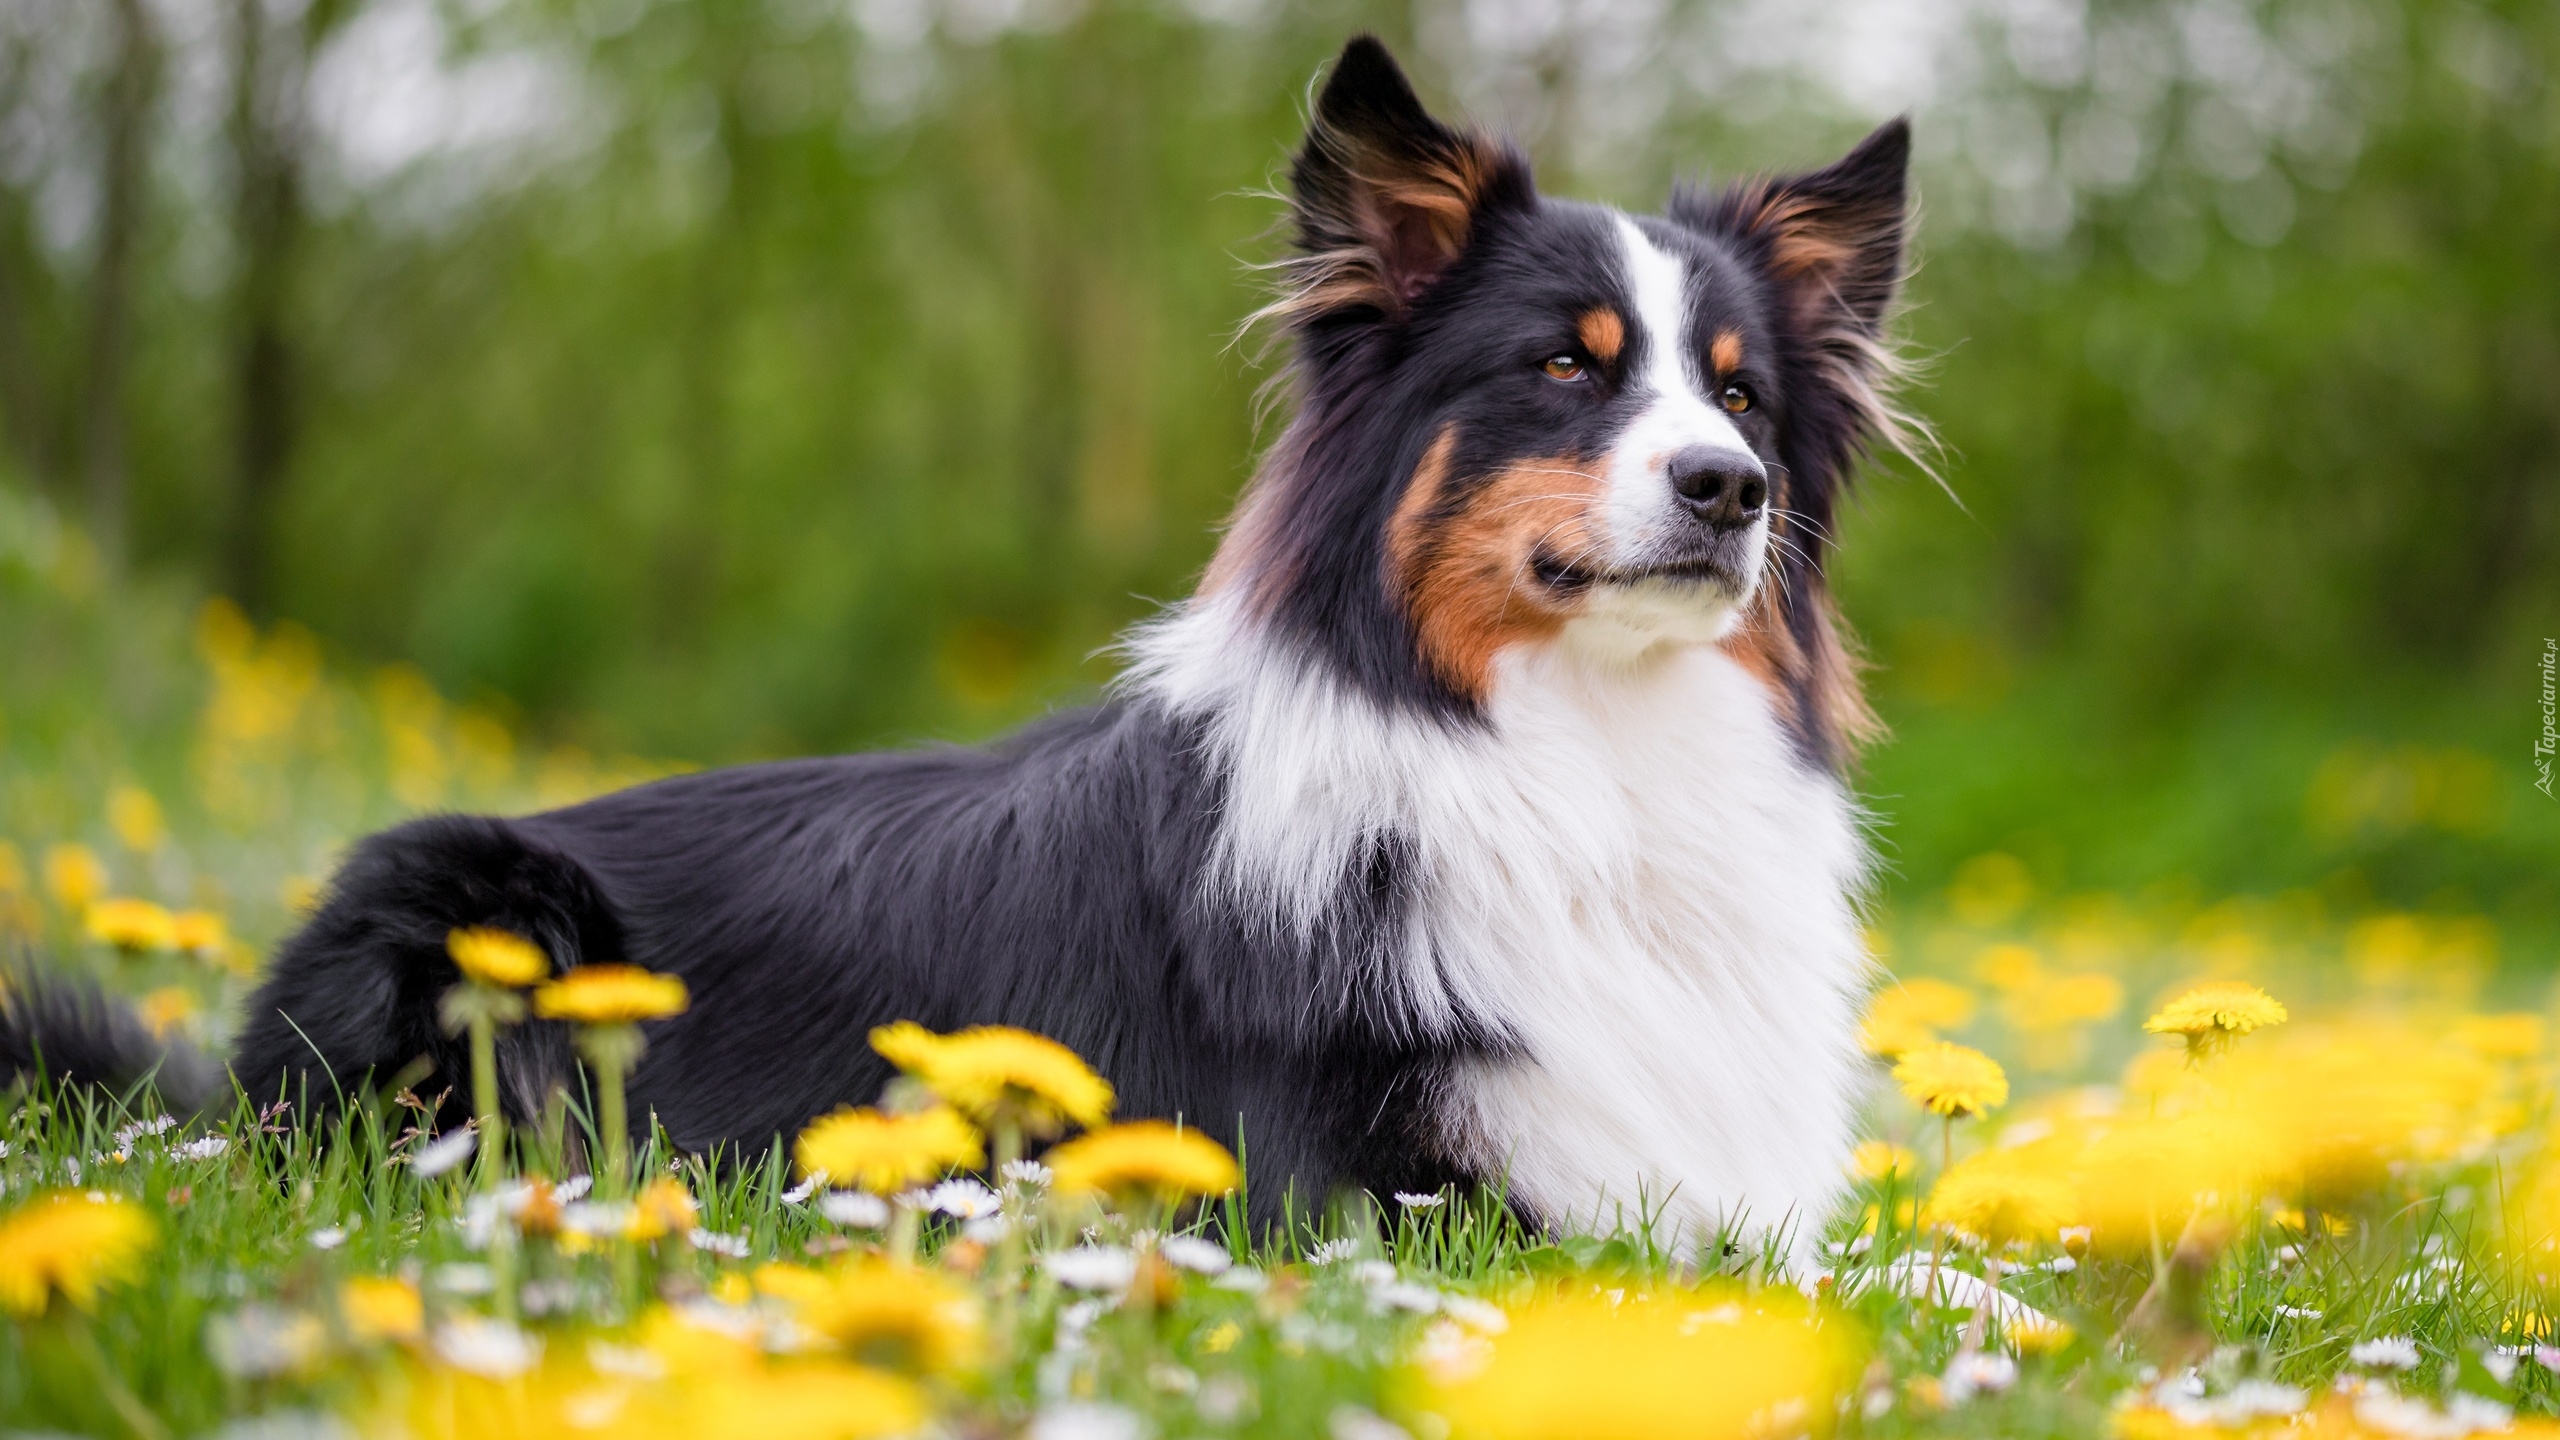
left=2538, top=638, right=2556, bottom=799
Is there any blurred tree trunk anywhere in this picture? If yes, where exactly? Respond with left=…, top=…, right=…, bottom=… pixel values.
left=81, top=0, right=160, bottom=570
left=0, top=7, right=73, bottom=493
left=224, top=0, right=355, bottom=614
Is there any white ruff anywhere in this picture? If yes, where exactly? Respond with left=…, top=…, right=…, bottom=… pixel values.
left=1126, top=594, right=1871, bottom=1252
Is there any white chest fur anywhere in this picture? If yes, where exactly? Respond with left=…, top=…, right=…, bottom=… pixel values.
left=1127, top=598, right=1871, bottom=1253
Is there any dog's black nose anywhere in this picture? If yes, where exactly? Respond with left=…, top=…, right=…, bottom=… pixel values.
left=1667, top=446, right=1768, bottom=530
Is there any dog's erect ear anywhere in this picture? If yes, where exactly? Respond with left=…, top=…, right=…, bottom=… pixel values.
left=1675, top=119, right=1911, bottom=340
left=1276, top=37, right=1531, bottom=323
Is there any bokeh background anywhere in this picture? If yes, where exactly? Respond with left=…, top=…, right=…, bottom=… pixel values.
left=1, top=0, right=2554, bottom=993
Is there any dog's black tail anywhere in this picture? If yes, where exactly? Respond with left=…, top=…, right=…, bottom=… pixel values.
left=0, top=964, right=226, bottom=1114
left=227, top=813, right=620, bottom=1129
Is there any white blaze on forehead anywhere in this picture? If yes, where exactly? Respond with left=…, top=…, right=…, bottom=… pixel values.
left=1594, top=215, right=1755, bottom=564
left=1618, top=217, right=1705, bottom=407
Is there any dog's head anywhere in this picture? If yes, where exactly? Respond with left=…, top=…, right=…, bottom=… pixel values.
left=1208, top=37, right=1917, bottom=770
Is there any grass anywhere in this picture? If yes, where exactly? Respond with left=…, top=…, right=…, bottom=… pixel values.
left=2, top=1040, right=2556, bottom=1440
left=8, top=512, right=2560, bottom=1437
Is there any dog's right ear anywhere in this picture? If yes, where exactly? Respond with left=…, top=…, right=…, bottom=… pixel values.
left=1276, top=37, right=1530, bottom=324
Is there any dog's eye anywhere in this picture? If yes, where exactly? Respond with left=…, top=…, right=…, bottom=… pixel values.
left=1721, top=383, right=1752, bottom=414
left=1541, top=355, right=1585, bottom=382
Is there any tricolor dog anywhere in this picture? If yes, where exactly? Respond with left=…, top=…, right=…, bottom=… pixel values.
left=11, top=36, right=1922, bottom=1252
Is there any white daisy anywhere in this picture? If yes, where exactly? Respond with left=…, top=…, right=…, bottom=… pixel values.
left=688, top=1228, right=752, bottom=1258
left=1045, top=1246, right=1139, bottom=1291
left=434, top=1318, right=540, bottom=1378
left=818, top=1190, right=891, bottom=1228
left=1158, top=1235, right=1232, bottom=1275
left=2349, top=1336, right=2422, bottom=1371
left=1027, top=1403, right=1143, bottom=1440
left=927, top=1178, right=1001, bottom=1219
left=407, top=1129, right=475, bottom=1179
left=1942, top=1350, right=2018, bottom=1404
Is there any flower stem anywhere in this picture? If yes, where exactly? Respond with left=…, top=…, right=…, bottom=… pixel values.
left=63, top=1312, right=167, bottom=1440
left=598, top=1054, right=629, bottom=1197
left=888, top=1198, right=921, bottom=1264
left=469, top=1010, right=503, bottom=1190
left=993, top=1119, right=1025, bottom=1345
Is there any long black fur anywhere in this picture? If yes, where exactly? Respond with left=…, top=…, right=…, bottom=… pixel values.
left=0, top=37, right=1911, bottom=1228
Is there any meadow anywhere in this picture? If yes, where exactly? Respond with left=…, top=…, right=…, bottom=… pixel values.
left=1, top=0, right=2555, bottom=1431
left=4, top=512, right=2560, bottom=1440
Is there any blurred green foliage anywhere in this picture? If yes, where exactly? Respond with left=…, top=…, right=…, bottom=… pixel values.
left=0, top=0, right=2551, bottom=927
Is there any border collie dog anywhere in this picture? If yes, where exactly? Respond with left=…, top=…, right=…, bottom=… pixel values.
left=20, top=37, right=1920, bottom=1249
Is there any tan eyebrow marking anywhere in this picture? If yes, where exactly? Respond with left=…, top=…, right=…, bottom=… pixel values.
left=1711, top=329, right=1745, bottom=375
left=1576, top=308, right=1626, bottom=365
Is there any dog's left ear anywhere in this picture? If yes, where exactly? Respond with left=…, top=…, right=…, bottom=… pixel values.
left=1673, top=118, right=1911, bottom=342
left=1276, top=36, right=1532, bottom=324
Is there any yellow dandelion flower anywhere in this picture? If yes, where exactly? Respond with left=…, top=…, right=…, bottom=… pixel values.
left=2008, top=1316, right=2074, bottom=1356
left=752, top=1263, right=833, bottom=1307
left=870, top=1022, right=1113, bottom=1136
left=1858, top=979, right=1977, bottom=1058
left=2072, top=1110, right=2281, bottom=1252
left=2003, top=972, right=2124, bottom=1033
left=533, top=965, right=689, bottom=1024
left=86, top=897, right=176, bottom=952
left=1409, top=1288, right=1849, bottom=1440
left=1043, top=1120, right=1239, bottom=1202
left=1892, top=1041, right=2009, bottom=1118
left=779, top=1258, right=983, bottom=1374
left=794, top=1106, right=982, bottom=1193
left=675, top=1363, right=927, bottom=1440
left=2143, top=981, right=2287, bottom=1057
left=627, top=1177, right=700, bottom=1242
left=42, top=843, right=108, bottom=912
left=1922, top=1152, right=2078, bottom=1249
left=107, top=785, right=168, bottom=854
left=341, top=1276, right=425, bottom=1342
left=639, top=1302, right=764, bottom=1376
left=169, top=910, right=228, bottom=957
left=446, top=927, right=549, bottom=988
left=1972, top=943, right=2044, bottom=991
left=1850, top=1140, right=1919, bottom=1181
left=2454, top=1013, right=2545, bottom=1061
left=138, top=986, right=200, bottom=1039
left=0, top=1192, right=157, bottom=1316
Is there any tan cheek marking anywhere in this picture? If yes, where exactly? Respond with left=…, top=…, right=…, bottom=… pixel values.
left=1389, top=432, right=1603, bottom=702
left=1711, top=329, right=1745, bottom=376
left=1576, top=308, right=1626, bottom=365
left=1720, top=583, right=1799, bottom=711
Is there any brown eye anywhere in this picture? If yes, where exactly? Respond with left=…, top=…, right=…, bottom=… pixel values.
left=1542, top=355, right=1585, bottom=382
left=1721, top=383, right=1752, bottom=414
